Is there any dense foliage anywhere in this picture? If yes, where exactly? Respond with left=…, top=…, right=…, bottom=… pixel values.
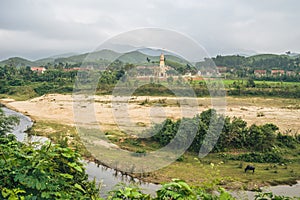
left=0, top=107, right=101, bottom=199
left=0, top=134, right=101, bottom=199
left=204, top=54, right=300, bottom=73
left=107, top=179, right=235, bottom=200
left=106, top=179, right=298, bottom=200
left=197, top=54, right=300, bottom=83
left=147, top=109, right=299, bottom=163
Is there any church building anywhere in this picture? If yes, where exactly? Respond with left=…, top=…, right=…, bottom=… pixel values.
left=155, top=53, right=168, bottom=77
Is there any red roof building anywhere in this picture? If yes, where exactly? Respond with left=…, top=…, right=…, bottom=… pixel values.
left=30, top=67, right=46, bottom=73
left=271, top=70, right=285, bottom=76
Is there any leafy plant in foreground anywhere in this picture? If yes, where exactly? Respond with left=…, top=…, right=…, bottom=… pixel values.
left=107, top=183, right=151, bottom=200
left=0, top=134, right=101, bottom=200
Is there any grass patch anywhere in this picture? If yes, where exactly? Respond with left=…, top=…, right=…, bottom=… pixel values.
left=28, top=120, right=92, bottom=158
left=142, top=152, right=300, bottom=190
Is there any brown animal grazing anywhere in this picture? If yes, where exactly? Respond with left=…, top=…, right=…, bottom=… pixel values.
left=245, top=165, right=255, bottom=173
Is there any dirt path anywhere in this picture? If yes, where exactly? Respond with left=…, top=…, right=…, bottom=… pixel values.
left=1, top=94, right=299, bottom=134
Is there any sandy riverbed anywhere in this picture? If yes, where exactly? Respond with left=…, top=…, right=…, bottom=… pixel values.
left=1, top=94, right=299, bottom=134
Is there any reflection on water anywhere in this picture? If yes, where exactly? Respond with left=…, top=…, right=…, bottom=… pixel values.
left=85, top=161, right=160, bottom=196
left=262, top=181, right=300, bottom=197
left=232, top=181, right=300, bottom=199
left=2, top=107, right=48, bottom=143
left=2, top=107, right=33, bottom=141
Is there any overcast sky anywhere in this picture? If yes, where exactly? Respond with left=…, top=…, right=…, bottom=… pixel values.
left=0, top=0, right=299, bottom=60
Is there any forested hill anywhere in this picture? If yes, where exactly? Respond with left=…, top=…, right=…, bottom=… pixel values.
left=0, top=49, right=188, bottom=67
left=0, top=57, right=35, bottom=67
left=197, top=53, right=300, bottom=71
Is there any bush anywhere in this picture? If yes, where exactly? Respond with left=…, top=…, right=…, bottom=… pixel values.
left=0, top=135, right=101, bottom=199
left=107, top=179, right=235, bottom=200
left=132, top=149, right=147, bottom=157
left=148, top=109, right=280, bottom=154
left=230, top=152, right=285, bottom=163
left=254, top=192, right=296, bottom=200
left=277, top=133, right=298, bottom=148
left=34, top=83, right=56, bottom=95
left=107, top=183, right=150, bottom=200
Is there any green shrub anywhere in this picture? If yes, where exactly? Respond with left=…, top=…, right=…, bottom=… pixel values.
left=132, top=149, right=147, bottom=157
left=230, top=152, right=285, bottom=163
left=0, top=135, right=101, bottom=199
left=107, top=183, right=150, bottom=200
left=277, top=133, right=298, bottom=148
left=254, top=191, right=296, bottom=200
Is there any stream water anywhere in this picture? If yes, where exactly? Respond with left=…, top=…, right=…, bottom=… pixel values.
left=1, top=106, right=160, bottom=196
left=2, top=106, right=299, bottom=199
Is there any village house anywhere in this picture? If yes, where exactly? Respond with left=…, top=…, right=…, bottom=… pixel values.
left=216, top=66, right=227, bottom=74
left=271, top=69, right=285, bottom=76
left=136, top=66, right=154, bottom=76
left=254, top=70, right=267, bottom=77
left=286, top=71, right=296, bottom=76
left=30, top=66, right=46, bottom=73
left=63, top=67, right=90, bottom=72
left=201, top=69, right=217, bottom=76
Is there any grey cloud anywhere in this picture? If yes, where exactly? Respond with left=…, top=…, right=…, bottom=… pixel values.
left=0, top=0, right=299, bottom=60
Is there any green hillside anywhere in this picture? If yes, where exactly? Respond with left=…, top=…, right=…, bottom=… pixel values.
left=53, top=49, right=121, bottom=64
left=0, top=57, right=34, bottom=67
left=34, top=57, right=56, bottom=66
left=247, top=54, right=290, bottom=61
left=118, top=51, right=157, bottom=64
left=81, top=49, right=121, bottom=62
left=51, top=49, right=189, bottom=66
left=0, top=49, right=191, bottom=68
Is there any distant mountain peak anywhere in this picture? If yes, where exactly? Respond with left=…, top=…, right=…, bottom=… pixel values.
left=48, top=52, right=78, bottom=59
left=0, top=57, right=33, bottom=67
left=136, top=47, right=177, bottom=57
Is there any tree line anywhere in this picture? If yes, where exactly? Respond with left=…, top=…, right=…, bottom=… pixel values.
left=2, top=58, right=300, bottom=99
left=197, top=54, right=300, bottom=80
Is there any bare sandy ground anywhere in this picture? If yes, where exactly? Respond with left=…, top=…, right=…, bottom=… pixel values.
left=1, top=94, right=300, bottom=134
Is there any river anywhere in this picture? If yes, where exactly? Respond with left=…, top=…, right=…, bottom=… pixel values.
left=2, top=106, right=299, bottom=199
left=1, top=106, right=160, bottom=196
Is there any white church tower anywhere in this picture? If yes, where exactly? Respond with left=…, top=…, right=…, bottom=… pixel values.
left=158, top=53, right=167, bottom=77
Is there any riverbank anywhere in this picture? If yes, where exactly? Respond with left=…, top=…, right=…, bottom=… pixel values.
left=1, top=94, right=300, bottom=134
left=17, top=118, right=300, bottom=195
left=1, top=94, right=300, bottom=195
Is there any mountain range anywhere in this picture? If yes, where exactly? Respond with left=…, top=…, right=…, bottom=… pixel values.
left=0, top=48, right=189, bottom=67
left=0, top=48, right=299, bottom=67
